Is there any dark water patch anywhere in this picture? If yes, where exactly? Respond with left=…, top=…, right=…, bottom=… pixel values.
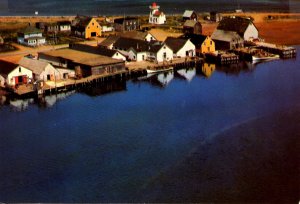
left=142, top=108, right=300, bottom=202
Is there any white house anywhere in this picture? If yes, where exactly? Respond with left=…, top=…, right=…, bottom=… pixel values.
left=216, top=16, right=259, bottom=41
left=128, top=48, right=148, bottom=62
left=18, top=57, right=61, bottom=81
left=149, top=42, right=173, bottom=62
left=17, top=26, right=46, bottom=47
left=164, top=37, right=196, bottom=58
left=149, top=2, right=166, bottom=25
left=0, top=60, right=33, bottom=87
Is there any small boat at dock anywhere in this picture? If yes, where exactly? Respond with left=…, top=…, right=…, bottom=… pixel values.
left=252, top=53, right=280, bottom=62
left=146, top=66, right=174, bottom=74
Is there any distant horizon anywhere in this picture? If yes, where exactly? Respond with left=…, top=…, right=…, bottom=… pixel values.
left=0, top=0, right=299, bottom=16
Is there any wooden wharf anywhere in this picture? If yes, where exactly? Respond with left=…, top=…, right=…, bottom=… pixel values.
left=11, top=57, right=204, bottom=97
left=254, top=42, right=296, bottom=58
left=205, top=52, right=239, bottom=64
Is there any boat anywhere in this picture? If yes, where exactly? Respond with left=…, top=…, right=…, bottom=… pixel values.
left=146, top=66, right=174, bottom=74
left=252, top=54, right=280, bottom=62
left=251, top=49, right=280, bottom=62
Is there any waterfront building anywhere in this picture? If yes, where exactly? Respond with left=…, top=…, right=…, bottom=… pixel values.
left=216, top=16, right=259, bottom=41
left=17, top=26, right=46, bottom=47
left=69, top=43, right=127, bottom=61
left=0, top=60, right=33, bottom=87
left=183, top=10, right=198, bottom=21
left=211, top=29, right=244, bottom=50
left=114, top=17, right=140, bottom=32
left=149, top=2, right=166, bottom=25
left=38, top=48, right=125, bottom=78
left=183, top=34, right=216, bottom=55
left=183, top=20, right=202, bottom=35
left=72, top=15, right=101, bottom=39
left=164, top=37, right=196, bottom=58
left=18, top=57, right=61, bottom=81
left=113, top=37, right=173, bottom=62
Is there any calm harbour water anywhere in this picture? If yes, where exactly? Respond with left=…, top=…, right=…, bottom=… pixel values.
left=0, top=0, right=300, bottom=15
left=0, top=47, right=300, bottom=202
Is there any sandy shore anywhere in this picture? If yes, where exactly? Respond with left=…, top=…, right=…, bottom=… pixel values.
left=142, top=108, right=300, bottom=202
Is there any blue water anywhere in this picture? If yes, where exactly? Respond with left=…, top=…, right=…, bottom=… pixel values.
left=0, top=47, right=300, bottom=202
left=0, top=0, right=299, bottom=16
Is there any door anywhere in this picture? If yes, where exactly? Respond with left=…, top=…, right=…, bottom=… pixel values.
left=91, top=32, right=97, bottom=37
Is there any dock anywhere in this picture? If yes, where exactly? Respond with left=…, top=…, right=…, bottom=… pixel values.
left=11, top=57, right=203, bottom=97
left=254, top=42, right=297, bottom=58
left=205, top=52, right=239, bottom=64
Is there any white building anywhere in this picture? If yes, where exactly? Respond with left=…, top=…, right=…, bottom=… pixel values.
left=17, top=26, right=46, bottom=47
left=149, top=2, right=166, bottom=25
left=0, top=60, right=33, bottom=87
left=164, top=37, right=196, bottom=58
left=18, top=57, right=61, bottom=81
left=216, top=16, right=259, bottom=41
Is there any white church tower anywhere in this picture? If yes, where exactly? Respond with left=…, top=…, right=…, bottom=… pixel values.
left=149, top=2, right=166, bottom=25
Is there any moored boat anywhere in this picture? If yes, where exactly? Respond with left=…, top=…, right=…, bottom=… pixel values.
left=146, top=66, right=174, bottom=74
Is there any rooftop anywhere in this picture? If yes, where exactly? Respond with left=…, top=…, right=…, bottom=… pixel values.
left=217, top=16, right=255, bottom=36
left=212, top=29, right=243, bottom=42
left=18, top=57, right=49, bottom=75
left=183, top=20, right=200, bottom=28
left=69, top=43, right=123, bottom=58
left=39, top=49, right=123, bottom=67
left=165, top=37, right=190, bottom=53
left=183, top=10, right=195, bottom=18
left=0, top=60, right=18, bottom=76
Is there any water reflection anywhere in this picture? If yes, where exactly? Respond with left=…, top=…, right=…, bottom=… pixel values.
left=201, top=63, right=216, bottom=78
left=176, top=68, right=196, bottom=82
left=79, top=80, right=127, bottom=96
left=216, top=61, right=256, bottom=75
left=0, top=80, right=127, bottom=111
left=137, top=71, right=174, bottom=88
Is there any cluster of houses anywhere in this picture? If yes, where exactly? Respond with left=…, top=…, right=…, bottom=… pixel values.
left=1, top=2, right=260, bottom=89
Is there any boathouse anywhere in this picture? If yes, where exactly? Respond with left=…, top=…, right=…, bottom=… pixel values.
left=72, top=16, right=101, bottom=39
left=183, top=10, right=198, bottom=21
left=164, top=37, right=196, bottom=58
left=114, top=17, right=140, bottom=32
left=69, top=43, right=127, bottom=61
left=38, top=48, right=125, bottom=78
left=17, top=26, right=46, bottom=47
left=183, top=20, right=202, bottom=35
left=0, top=60, right=33, bottom=87
left=18, top=57, right=61, bottom=81
left=216, top=16, right=258, bottom=41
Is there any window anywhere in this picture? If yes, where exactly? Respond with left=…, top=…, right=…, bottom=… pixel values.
left=92, top=23, right=94, bottom=26
left=19, top=67, right=21, bottom=72
left=210, top=41, right=212, bottom=45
